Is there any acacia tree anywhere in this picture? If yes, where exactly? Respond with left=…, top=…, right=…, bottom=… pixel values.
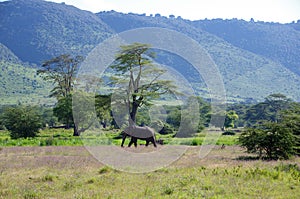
left=111, top=43, right=175, bottom=126
left=37, top=54, right=84, bottom=98
left=239, top=122, right=296, bottom=159
left=245, top=93, right=291, bottom=126
left=37, top=54, right=87, bottom=136
left=239, top=96, right=298, bottom=160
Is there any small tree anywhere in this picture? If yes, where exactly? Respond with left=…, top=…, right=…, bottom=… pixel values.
left=1, top=106, right=42, bottom=139
left=95, top=94, right=112, bottom=128
left=53, top=92, right=96, bottom=136
left=281, top=102, right=300, bottom=155
left=53, top=95, right=73, bottom=129
left=239, top=122, right=296, bottom=159
left=224, top=110, right=239, bottom=129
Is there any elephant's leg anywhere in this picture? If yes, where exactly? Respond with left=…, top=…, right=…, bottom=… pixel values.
left=134, top=139, right=137, bottom=147
left=152, top=137, right=157, bottom=147
left=128, top=139, right=134, bottom=147
left=145, top=140, right=149, bottom=147
left=121, top=132, right=127, bottom=147
left=128, top=137, right=137, bottom=147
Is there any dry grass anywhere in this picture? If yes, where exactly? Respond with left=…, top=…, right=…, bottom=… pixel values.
left=0, top=146, right=299, bottom=198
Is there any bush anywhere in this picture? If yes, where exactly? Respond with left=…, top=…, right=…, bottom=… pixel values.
left=222, top=130, right=236, bottom=136
left=158, top=123, right=174, bottom=135
left=1, top=106, right=42, bottom=139
left=239, top=122, right=296, bottom=159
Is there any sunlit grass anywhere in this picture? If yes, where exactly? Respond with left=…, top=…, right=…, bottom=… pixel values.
left=0, top=144, right=299, bottom=198
left=0, top=128, right=238, bottom=147
left=0, top=163, right=299, bottom=198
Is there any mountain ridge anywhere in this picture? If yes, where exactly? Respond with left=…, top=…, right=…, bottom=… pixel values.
left=0, top=0, right=113, bottom=64
left=1, top=0, right=300, bottom=103
left=97, top=11, right=300, bottom=101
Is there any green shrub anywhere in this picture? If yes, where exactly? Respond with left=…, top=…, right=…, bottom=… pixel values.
left=239, top=122, right=296, bottom=159
left=191, top=138, right=202, bottom=146
left=1, top=106, right=42, bottom=139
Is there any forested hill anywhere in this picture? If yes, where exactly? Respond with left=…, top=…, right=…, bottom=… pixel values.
left=190, top=19, right=300, bottom=76
left=0, top=0, right=113, bottom=64
left=97, top=11, right=300, bottom=101
left=1, top=0, right=300, bottom=103
left=0, top=43, right=20, bottom=63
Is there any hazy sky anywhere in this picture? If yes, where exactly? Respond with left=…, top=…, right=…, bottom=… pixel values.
left=43, top=0, right=300, bottom=23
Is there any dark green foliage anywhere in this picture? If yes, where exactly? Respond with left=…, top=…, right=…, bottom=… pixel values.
left=238, top=95, right=299, bottom=159
left=1, top=106, right=42, bottom=139
left=40, top=107, right=57, bottom=127
left=158, top=123, right=174, bottom=135
left=222, top=130, right=236, bottom=136
left=165, top=105, right=181, bottom=129
left=39, top=137, right=57, bottom=146
left=226, top=103, right=251, bottom=127
left=192, top=19, right=300, bottom=76
left=163, top=97, right=211, bottom=133
left=196, top=97, right=212, bottom=131
left=280, top=102, right=300, bottom=154
left=53, top=92, right=95, bottom=136
left=239, top=122, right=296, bottom=160
left=95, top=94, right=112, bottom=128
left=53, top=95, right=73, bottom=129
left=72, top=91, right=97, bottom=136
left=0, top=0, right=112, bottom=64
left=244, top=94, right=292, bottom=126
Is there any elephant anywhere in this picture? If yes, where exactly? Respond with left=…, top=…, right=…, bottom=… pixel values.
left=121, top=125, right=157, bottom=147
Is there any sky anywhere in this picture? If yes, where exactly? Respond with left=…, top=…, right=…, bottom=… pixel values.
left=42, top=0, right=300, bottom=23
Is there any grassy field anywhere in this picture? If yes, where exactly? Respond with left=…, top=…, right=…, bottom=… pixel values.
left=0, top=129, right=238, bottom=147
left=0, top=129, right=299, bottom=198
left=0, top=145, right=299, bottom=198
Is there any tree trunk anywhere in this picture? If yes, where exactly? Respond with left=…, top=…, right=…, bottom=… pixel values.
left=66, top=120, right=71, bottom=129
left=130, top=101, right=139, bottom=125
left=73, top=125, right=80, bottom=136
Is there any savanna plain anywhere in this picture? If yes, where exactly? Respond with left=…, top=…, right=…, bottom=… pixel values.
left=0, top=130, right=299, bottom=199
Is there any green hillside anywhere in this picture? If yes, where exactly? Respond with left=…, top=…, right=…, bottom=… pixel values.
left=191, top=19, right=300, bottom=76
left=0, top=0, right=113, bottom=64
left=98, top=11, right=300, bottom=101
left=0, top=0, right=300, bottom=103
left=0, top=43, right=53, bottom=105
